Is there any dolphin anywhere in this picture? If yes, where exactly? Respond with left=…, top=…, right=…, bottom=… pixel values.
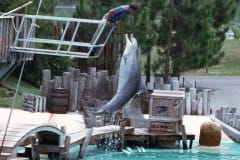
left=96, top=34, right=145, bottom=114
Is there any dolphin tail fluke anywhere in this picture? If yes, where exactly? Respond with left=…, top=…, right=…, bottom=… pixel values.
left=139, top=79, right=147, bottom=93
left=83, top=110, right=97, bottom=128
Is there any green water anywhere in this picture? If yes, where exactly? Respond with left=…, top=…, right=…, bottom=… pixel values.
left=69, top=142, right=240, bottom=160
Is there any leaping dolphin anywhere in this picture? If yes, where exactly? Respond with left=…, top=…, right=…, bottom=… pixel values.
left=96, top=34, right=145, bottom=114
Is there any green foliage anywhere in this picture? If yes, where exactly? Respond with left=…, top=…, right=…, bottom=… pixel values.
left=0, top=88, right=14, bottom=97
left=230, top=3, right=240, bottom=38
left=22, top=55, right=73, bottom=86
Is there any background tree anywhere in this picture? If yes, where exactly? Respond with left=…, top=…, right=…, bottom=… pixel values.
left=144, top=0, right=237, bottom=82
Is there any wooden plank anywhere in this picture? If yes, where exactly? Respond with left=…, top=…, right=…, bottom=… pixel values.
left=78, top=128, right=93, bottom=159
left=0, top=136, right=21, bottom=142
left=0, top=133, right=24, bottom=138
left=0, top=140, right=16, bottom=147
left=69, top=126, right=134, bottom=146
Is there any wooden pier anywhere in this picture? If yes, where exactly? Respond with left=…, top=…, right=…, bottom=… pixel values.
left=0, top=122, right=195, bottom=159
left=125, top=128, right=195, bottom=149
left=0, top=123, right=134, bottom=160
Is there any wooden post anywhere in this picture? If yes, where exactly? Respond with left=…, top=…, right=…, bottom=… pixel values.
left=171, top=80, right=179, bottom=91
left=119, top=121, right=126, bottom=151
left=41, top=69, right=51, bottom=97
left=60, top=136, right=70, bottom=159
left=202, top=89, right=208, bottom=115
left=31, top=136, right=39, bottom=160
left=221, top=106, right=230, bottom=123
left=95, top=70, right=109, bottom=100
left=63, top=72, right=71, bottom=90
left=207, top=89, right=211, bottom=114
left=191, top=100, right=198, bottom=115
left=77, top=74, right=87, bottom=111
left=185, top=92, right=191, bottom=115
left=197, top=97, right=203, bottom=115
left=225, top=113, right=233, bottom=124
left=233, top=114, right=240, bottom=128
left=181, top=125, right=188, bottom=150
left=110, top=75, right=118, bottom=97
left=162, top=83, right=171, bottom=90
left=189, top=88, right=197, bottom=102
left=236, top=119, right=240, bottom=130
left=71, top=69, right=80, bottom=81
left=154, top=77, right=164, bottom=89
left=78, top=128, right=93, bottom=159
left=215, top=110, right=222, bottom=120
left=69, top=81, right=79, bottom=112
left=54, top=76, right=63, bottom=88
left=88, top=67, right=97, bottom=78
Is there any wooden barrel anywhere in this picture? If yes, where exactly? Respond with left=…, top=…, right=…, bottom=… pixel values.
left=48, top=88, right=69, bottom=113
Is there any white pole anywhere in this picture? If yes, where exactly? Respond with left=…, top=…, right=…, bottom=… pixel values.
left=0, top=1, right=32, bottom=17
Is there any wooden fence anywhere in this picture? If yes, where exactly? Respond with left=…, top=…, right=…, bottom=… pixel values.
left=41, top=67, right=118, bottom=113
left=0, top=14, right=34, bottom=64
left=22, top=93, right=46, bottom=112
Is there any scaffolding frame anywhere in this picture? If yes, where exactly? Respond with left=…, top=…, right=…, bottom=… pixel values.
left=11, top=14, right=114, bottom=59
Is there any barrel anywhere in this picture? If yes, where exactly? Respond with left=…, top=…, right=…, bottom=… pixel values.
left=48, top=88, right=69, bottom=113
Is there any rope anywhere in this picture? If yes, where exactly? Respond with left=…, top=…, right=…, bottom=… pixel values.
left=0, top=61, right=26, bottom=154
left=36, top=0, right=43, bottom=15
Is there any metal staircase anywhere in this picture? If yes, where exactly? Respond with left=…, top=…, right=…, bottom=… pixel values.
left=11, top=14, right=115, bottom=59
left=0, top=14, right=115, bottom=81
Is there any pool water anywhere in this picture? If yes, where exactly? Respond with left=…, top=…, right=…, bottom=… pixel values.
left=69, top=141, right=240, bottom=160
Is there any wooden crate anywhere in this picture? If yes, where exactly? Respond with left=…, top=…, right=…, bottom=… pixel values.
left=149, top=90, right=185, bottom=120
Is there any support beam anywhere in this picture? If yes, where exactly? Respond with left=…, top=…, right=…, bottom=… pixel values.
left=78, top=128, right=93, bottom=159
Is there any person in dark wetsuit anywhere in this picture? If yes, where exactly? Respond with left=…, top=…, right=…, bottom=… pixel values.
left=103, top=3, right=139, bottom=25
left=90, top=3, right=139, bottom=55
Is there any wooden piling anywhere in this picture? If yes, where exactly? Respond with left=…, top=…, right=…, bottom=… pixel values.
left=154, top=77, right=164, bottom=89
left=191, top=100, right=198, bottom=115
left=41, top=69, right=51, bottom=98
left=171, top=80, right=179, bottom=91
left=185, top=92, right=191, bottom=115
left=77, top=74, right=87, bottom=111
left=197, top=97, right=203, bottom=115
left=63, top=72, right=71, bottom=90
left=162, top=83, right=171, bottom=90
left=221, top=106, right=230, bottom=123
left=225, top=113, right=233, bottom=124
left=54, top=76, right=63, bottom=88
left=88, top=67, right=97, bottom=78
left=69, top=81, right=79, bottom=112
left=233, top=114, right=240, bottom=128
left=181, top=125, right=188, bottom=150
left=78, top=128, right=93, bottom=159
left=119, top=121, right=126, bottom=151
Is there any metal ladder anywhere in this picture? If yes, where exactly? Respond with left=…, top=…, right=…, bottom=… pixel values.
left=11, top=15, right=115, bottom=59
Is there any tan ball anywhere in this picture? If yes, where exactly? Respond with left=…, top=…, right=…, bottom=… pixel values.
left=199, top=121, right=221, bottom=146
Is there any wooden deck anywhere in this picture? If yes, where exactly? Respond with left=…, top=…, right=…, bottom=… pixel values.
left=0, top=123, right=134, bottom=160
left=125, top=128, right=195, bottom=149
left=69, top=125, right=134, bottom=146
left=0, top=123, right=65, bottom=159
